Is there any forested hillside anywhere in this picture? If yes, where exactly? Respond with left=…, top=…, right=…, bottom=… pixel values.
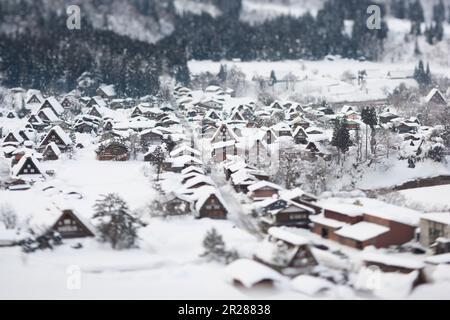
left=0, top=0, right=447, bottom=96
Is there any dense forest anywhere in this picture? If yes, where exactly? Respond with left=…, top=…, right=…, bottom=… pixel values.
left=0, top=0, right=439, bottom=97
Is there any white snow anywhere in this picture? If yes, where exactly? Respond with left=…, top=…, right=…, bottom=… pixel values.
left=334, top=222, right=390, bottom=242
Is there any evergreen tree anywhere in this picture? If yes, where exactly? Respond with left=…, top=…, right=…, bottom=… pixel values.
left=146, top=145, right=167, bottom=181
left=391, top=0, right=407, bottom=19
left=269, top=70, right=277, bottom=86
left=218, top=64, right=227, bottom=84
left=331, top=118, right=352, bottom=163
left=200, top=228, right=238, bottom=264
left=409, top=0, right=425, bottom=35
left=427, top=144, right=445, bottom=162
left=413, top=60, right=432, bottom=92
left=433, top=0, right=446, bottom=24
left=92, top=193, right=145, bottom=250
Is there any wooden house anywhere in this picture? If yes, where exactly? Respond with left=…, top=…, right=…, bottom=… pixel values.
left=2, top=131, right=24, bottom=145
left=254, top=227, right=318, bottom=277
left=38, top=126, right=72, bottom=151
left=37, top=108, right=59, bottom=124
left=6, top=111, right=16, bottom=119
left=259, top=198, right=316, bottom=230
left=425, top=88, right=447, bottom=106
left=419, top=213, right=450, bottom=250
left=211, top=140, right=239, bottom=162
left=140, top=129, right=164, bottom=147
left=160, top=193, right=192, bottom=216
left=194, top=188, right=228, bottom=220
left=247, top=181, right=283, bottom=200
left=42, top=142, right=61, bottom=161
left=293, top=127, right=308, bottom=145
left=39, top=97, right=64, bottom=116
left=361, top=252, right=426, bottom=287
left=210, top=123, right=240, bottom=144
left=12, top=155, right=43, bottom=177
left=27, top=93, right=43, bottom=105
left=272, top=123, right=292, bottom=137
left=226, top=259, right=282, bottom=289
left=96, top=141, right=129, bottom=161
left=85, top=96, right=107, bottom=109
left=96, top=85, right=117, bottom=100
left=52, top=209, right=95, bottom=239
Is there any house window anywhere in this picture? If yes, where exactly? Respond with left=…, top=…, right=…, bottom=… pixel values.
left=321, top=228, right=329, bottom=239
left=429, top=222, right=445, bottom=242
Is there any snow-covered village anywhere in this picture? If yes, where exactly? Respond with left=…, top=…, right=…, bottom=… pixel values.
left=1, top=0, right=450, bottom=301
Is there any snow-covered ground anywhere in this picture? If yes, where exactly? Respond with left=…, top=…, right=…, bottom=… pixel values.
left=398, top=185, right=450, bottom=212
left=0, top=218, right=272, bottom=299
left=189, top=58, right=442, bottom=103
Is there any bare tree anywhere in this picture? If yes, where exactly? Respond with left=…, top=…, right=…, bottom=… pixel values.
left=0, top=204, right=18, bottom=229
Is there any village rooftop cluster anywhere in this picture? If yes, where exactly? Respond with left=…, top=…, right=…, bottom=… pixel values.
left=0, top=80, right=450, bottom=299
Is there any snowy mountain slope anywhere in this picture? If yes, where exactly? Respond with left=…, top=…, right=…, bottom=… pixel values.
left=240, top=0, right=326, bottom=23
left=0, top=0, right=176, bottom=44
left=174, top=0, right=221, bottom=17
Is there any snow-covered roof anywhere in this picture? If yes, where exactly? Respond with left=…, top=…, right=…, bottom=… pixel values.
left=425, top=88, right=446, bottom=104
left=88, top=96, right=107, bottom=109
left=43, top=97, right=64, bottom=114
left=310, top=214, right=347, bottom=229
left=362, top=251, right=425, bottom=270
left=170, top=145, right=201, bottom=158
left=180, top=166, right=205, bottom=175
left=191, top=186, right=226, bottom=213
left=318, top=201, right=366, bottom=217
left=334, top=222, right=389, bottom=242
left=169, top=155, right=203, bottom=168
left=39, top=125, right=72, bottom=147
left=3, top=131, right=24, bottom=144
left=11, top=155, right=44, bottom=177
left=98, top=84, right=116, bottom=97
left=291, top=275, right=334, bottom=296
left=248, top=181, right=283, bottom=192
left=421, top=212, right=450, bottom=226
left=183, top=175, right=214, bottom=189
left=425, top=253, right=450, bottom=265
left=44, top=142, right=62, bottom=157
left=226, top=259, right=283, bottom=288
left=358, top=198, right=422, bottom=226
left=38, top=107, right=59, bottom=122
left=268, top=227, right=308, bottom=246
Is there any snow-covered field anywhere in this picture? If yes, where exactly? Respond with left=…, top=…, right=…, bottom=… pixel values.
left=0, top=218, right=271, bottom=299
left=189, top=58, right=440, bottom=103
left=398, top=185, right=450, bottom=212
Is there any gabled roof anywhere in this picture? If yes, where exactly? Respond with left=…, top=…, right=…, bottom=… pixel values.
left=38, top=107, right=59, bottom=122
left=39, top=125, right=72, bottom=148
left=183, top=175, right=215, bottom=189
left=226, top=259, right=282, bottom=288
left=268, top=227, right=309, bottom=246
left=42, top=97, right=64, bottom=115
left=98, top=84, right=116, bottom=97
left=193, top=187, right=226, bottom=213
left=3, top=131, right=24, bottom=144
left=170, top=144, right=201, bottom=158
left=210, top=123, right=240, bottom=143
left=248, top=180, right=283, bottom=192
left=44, top=142, right=62, bottom=157
left=181, top=165, right=205, bottom=175
left=87, top=96, right=107, bottom=109
left=12, top=155, right=44, bottom=177
left=425, top=88, right=446, bottom=104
